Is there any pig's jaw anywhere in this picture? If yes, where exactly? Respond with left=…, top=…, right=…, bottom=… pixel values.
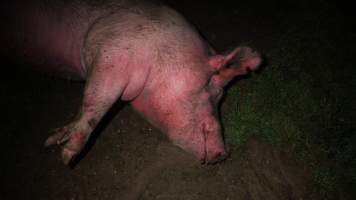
left=172, top=140, right=206, bottom=164
left=170, top=130, right=227, bottom=164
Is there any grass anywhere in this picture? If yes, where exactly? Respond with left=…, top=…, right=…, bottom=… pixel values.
left=223, top=2, right=356, bottom=198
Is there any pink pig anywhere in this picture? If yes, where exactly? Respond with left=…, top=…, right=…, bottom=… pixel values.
left=7, top=0, right=261, bottom=164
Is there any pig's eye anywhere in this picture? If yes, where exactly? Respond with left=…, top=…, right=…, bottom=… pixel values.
left=214, top=88, right=223, bottom=101
left=206, top=84, right=222, bottom=96
left=207, top=87, right=223, bottom=104
left=216, top=89, right=223, bottom=99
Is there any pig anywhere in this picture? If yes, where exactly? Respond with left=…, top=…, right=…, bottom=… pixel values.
left=6, top=0, right=261, bottom=165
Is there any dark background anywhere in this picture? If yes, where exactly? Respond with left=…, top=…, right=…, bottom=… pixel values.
left=1, top=0, right=355, bottom=199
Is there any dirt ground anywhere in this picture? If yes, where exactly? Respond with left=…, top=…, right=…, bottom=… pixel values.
left=1, top=1, right=315, bottom=199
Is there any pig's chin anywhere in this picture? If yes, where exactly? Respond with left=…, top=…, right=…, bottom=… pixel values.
left=187, top=145, right=207, bottom=164
left=170, top=137, right=209, bottom=164
left=174, top=142, right=228, bottom=164
left=174, top=142, right=207, bottom=164
left=170, top=135, right=227, bottom=164
left=169, top=137, right=205, bottom=163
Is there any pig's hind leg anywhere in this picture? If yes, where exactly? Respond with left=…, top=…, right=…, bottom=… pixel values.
left=45, top=54, right=129, bottom=165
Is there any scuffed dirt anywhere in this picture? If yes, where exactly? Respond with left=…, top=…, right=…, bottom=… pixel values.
left=1, top=1, right=312, bottom=199
left=140, top=138, right=311, bottom=200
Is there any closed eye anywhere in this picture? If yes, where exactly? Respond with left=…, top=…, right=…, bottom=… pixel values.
left=206, top=87, right=223, bottom=105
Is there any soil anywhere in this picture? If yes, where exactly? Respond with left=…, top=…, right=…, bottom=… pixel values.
left=1, top=1, right=313, bottom=199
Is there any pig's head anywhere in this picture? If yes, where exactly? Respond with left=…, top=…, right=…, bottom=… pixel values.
left=133, top=46, right=261, bottom=164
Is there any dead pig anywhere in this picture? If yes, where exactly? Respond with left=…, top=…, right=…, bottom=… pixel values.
left=6, top=0, right=262, bottom=164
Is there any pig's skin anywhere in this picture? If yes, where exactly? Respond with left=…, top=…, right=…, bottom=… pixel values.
left=5, top=0, right=261, bottom=164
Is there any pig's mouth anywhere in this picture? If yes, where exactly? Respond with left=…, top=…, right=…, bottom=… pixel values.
left=201, top=130, right=208, bottom=164
left=173, top=138, right=227, bottom=164
left=170, top=127, right=228, bottom=164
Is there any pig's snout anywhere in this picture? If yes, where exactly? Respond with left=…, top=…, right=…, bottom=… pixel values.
left=205, top=147, right=228, bottom=164
left=201, top=120, right=228, bottom=164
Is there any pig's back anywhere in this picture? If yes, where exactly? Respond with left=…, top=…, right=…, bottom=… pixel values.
left=3, top=0, right=206, bottom=79
left=3, top=0, right=167, bottom=78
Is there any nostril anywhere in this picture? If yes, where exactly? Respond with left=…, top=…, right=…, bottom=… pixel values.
left=207, top=150, right=228, bottom=164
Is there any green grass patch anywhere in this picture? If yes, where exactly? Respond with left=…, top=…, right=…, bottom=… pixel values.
left=223, top=4, right=356, bottom=198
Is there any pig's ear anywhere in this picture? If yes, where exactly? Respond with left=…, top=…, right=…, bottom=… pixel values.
left=208, top=46, right=261, bottom=87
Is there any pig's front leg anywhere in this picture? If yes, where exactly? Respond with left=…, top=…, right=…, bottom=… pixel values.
left=45, top=54, right=129, bottom=164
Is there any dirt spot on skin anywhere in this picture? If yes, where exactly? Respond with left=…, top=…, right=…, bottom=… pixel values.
left=88, top=118, right=98, bottom=129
